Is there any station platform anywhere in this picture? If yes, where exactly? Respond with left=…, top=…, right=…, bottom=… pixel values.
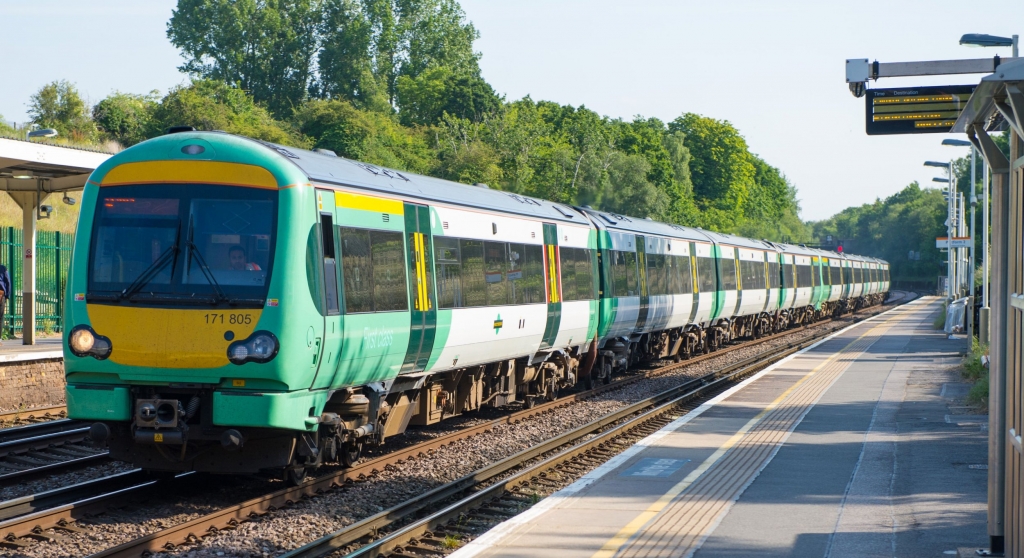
left=0, top=337, right=62, bottom=362
left=452, top=297, right=988, bottom=558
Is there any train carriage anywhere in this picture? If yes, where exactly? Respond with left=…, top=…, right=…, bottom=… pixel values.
left=64, top=130, right=889, bottom=481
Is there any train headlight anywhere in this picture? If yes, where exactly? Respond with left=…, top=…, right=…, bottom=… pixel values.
left=68, top=325, right=112, bottom=360
left=227, top=331, right=279, bottom=365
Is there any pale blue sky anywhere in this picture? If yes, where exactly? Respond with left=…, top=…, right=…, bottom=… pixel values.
left=2, top=0, right=1021, bottom=220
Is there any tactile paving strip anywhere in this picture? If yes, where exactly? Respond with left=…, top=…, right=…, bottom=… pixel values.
left=604, top=315, right=907, bottom=558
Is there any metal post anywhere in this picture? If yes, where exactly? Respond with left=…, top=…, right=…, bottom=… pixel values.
left=949, top=163, right=955, bottom=300
left=969, top=151, right=977, bottom=343
left=987, top=133, right=1011, bottom=554
left=981, top=158, right=991, bottom=345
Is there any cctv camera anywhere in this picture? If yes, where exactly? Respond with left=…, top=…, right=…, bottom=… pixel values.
left=62, top=193, right=76, bottom=206
left=39, top=205, right=53, bottom=219
left=849, top=82, right=866, bottom=98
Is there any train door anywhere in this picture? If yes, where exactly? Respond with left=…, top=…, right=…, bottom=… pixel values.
left=310, top=189, right=342, bottom=389
left=401, top=202, right=437, bottom=373
left=540, top=223, right=562, bottom=349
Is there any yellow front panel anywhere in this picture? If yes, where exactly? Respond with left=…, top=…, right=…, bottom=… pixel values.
left=87, top=305, right=262, bottom=369
left=100, top=161, right=279, bottom=189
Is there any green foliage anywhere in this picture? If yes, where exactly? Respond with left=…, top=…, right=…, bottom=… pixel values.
left=92, top=91, right=159, bottom=147
left=150, top=80, right=307, bottom=146
left=28, top=80, right=98, bottom=142
left=810, top=183, right=947, bottom=284
left=962, top=338, right=989, bottom=408
left=168, top=0, right=321, bottom=118
left=669, top=113, right=754, bottom=226
left=293, top=99, right=433, bottom=172
left=0, top=116, right=15, bottom=136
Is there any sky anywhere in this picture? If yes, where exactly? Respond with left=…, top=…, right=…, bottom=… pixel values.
left=1, top=0, right=1022, bottom=221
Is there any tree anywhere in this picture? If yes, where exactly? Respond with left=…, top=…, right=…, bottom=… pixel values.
left=668, top=113, right=755, bottom=229
left=27, top=80, right=98, bottom=142
left=168, top=0, right=321, bottom=118
left=293, top=98, right=434, bottom=173
left=92, top=91, right=159, bottom=147
left=151, top=80, right=306, bottom=146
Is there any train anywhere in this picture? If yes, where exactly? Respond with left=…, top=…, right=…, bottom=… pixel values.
left=64, top=130, right=889, bottom=483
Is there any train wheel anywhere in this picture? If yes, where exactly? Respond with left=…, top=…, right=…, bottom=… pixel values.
left=285, top=464, right=307, bottom=486
left=341, top=441, right=362, bottom=467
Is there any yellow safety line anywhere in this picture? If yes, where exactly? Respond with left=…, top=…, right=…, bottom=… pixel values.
left=590, top=320, right=890, bottom=558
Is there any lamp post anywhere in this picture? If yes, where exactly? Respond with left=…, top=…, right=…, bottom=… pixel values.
left=960, top=33, right=1019, bottom=57
left=943, top=138, right=978, bottom=340
left=927, top=161, right=955, bottom=300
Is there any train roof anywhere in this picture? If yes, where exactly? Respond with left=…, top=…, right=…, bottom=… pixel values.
left=260, top=139, right=586, bottom=225
left=577, top=207, right=713, bottom=243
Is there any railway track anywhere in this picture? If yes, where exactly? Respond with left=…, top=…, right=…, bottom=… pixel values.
left=0, top=295, right=914, bottom=555
left=0, top=405, right=67, bottom=427
left=0, top=419, right=108, bottom=483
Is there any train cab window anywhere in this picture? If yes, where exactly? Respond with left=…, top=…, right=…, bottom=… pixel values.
left=696, top=256, right=717, bottom=293
left=186, top=198, right=274, bottom=287
left=720, top=256, right=737, bottom=290
left=609, top=250, right=638, bottom=297
left=339, top=227, right=408, bottom=313
left=88, top=185, right=279, bottom=305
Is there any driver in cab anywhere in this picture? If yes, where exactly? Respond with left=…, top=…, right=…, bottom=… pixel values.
left=228, top=245, right=261, bottom=271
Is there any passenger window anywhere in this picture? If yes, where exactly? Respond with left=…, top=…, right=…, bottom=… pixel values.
left=521, top=244, right=544, bottom=304
left=339, top=227, right=372, bottom=313
left=338, top=227, right=408, bottom=313
left=370, top=230, right=407, bottom=311
left=646, top=253, right=666, bottom=296
left=577, top=249, right=596, bottom=300
left=560, top=247, right=578, bottom=301
left=435, top=237, right=461, bottom=309
left=720, top=256, right=737, bottom=291
left=460, top=239, right=486, bottom=307
left=484, top=242, right=507, bottom=305
left=697, top=256, right=717, bottom=293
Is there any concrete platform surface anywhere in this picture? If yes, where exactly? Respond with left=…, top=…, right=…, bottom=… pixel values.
left=0, top=337, right=62, bottom=362
left=451, top=298, right=988, bottom=558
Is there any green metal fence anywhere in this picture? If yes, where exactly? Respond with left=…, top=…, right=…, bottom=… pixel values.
left=0, top=228, right=74, bottom=336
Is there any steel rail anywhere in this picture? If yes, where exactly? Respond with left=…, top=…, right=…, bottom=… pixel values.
left=0, top=419, right=86, bottom=446
left=0, top=469, right=146, bottom=521
left=0, top=405, right=66, bottom=426
left=288, top=296, right=917, bottom=558
left=0, top=298, right=907, bottom=554
left=85, top=303, right=903, bottom=558
left=282, top=339, right=815, bottom=558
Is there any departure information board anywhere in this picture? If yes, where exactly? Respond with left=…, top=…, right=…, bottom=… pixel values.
left=865, top=85, right=976, bottom=135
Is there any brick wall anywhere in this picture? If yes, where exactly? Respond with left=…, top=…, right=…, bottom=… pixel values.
left=0, top=358, right=65, bottom=412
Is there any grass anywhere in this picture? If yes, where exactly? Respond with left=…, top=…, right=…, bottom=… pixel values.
left=961, top=338, right=989, bottom=409
left=933, top=301, right=948, bottom=330
left=441, top=534, right=462, bottom=549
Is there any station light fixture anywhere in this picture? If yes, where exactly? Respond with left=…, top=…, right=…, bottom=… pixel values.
left=942, top=139, right=973, bottom=147
left=960, top=33, right=1016, bottom=48
left=924, top=161, right=949, bottom=168
left=933, top=177, right=950, bottom=182
left=25, top=128, right=58, bottom=141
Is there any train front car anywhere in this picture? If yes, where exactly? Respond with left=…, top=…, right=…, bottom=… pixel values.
left=64, top=132, right=321, bottom=478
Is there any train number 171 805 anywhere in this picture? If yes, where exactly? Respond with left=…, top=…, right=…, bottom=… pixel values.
left=205, top=313, right=254, bottom=325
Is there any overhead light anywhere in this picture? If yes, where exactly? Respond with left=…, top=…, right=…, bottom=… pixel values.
left=933, top=177, right=950, bottom=182
left=11, top=170, right=33, bottom=180
left=960, top=33, right=1015, bottom=48
left=26, top=128, right=58, bottom=140
left=924, top=161, right=949, bottom=168
left=941, top=139, right=972, bottom=147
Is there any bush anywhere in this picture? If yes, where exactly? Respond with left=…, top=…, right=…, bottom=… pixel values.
left=961, top=338, right=989, bottom=409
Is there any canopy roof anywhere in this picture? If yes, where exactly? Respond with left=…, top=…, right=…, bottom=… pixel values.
left=0, top=136, right=112, bottom=193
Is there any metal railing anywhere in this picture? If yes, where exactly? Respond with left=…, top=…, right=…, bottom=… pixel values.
left=0, top=228, right=73, bottom=336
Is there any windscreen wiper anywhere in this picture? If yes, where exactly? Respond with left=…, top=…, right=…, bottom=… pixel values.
left=121, top=221, right=181, bottom=301
left=185, top=238, right=228, bottom=303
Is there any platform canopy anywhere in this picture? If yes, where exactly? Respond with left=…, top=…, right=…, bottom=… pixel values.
left=0, top=136, right=112, bottom=344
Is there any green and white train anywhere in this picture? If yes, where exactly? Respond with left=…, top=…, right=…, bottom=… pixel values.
left=64, top=131, right=889, bottom=481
